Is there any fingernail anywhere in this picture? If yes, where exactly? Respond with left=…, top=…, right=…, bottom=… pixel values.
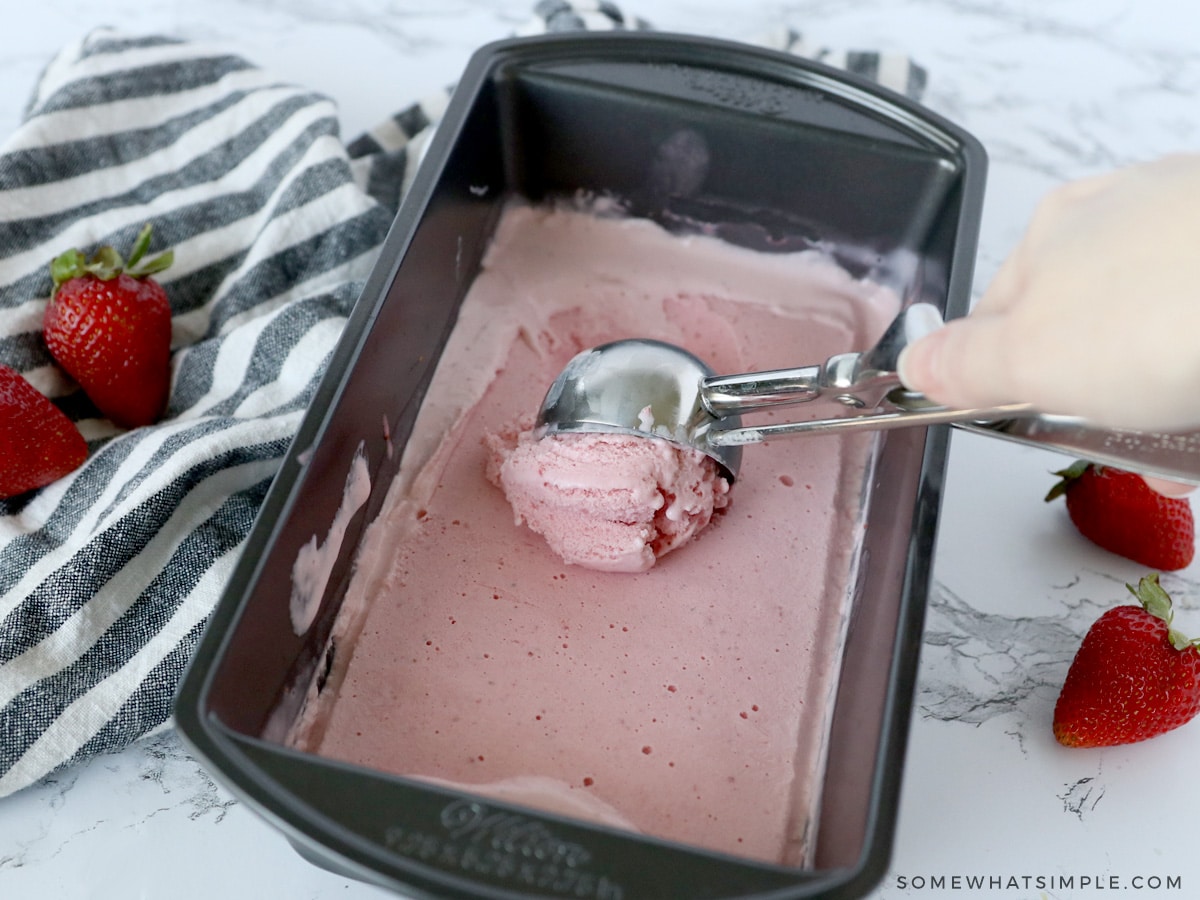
left=897, top=330, right=945, bottom=394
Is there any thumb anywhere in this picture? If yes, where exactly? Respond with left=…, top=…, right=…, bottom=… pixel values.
left=1142, top=476, right=1197, bottom=498
left=897, top=315, right=1022, bottom=410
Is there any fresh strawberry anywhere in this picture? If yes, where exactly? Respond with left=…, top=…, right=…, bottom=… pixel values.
left=1054, top=574, right=1200, bottom=747
left=43, top=224, right=174, bottom=428
left=0, top=364, right=87, bottom=499
left=1046, top=460, right=1195, bottom=571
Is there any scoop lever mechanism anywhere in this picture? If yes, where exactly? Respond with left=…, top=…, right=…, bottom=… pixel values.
left=701, top=301, right=947, bottom=416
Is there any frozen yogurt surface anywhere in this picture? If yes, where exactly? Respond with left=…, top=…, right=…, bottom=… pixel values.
left=285, top=201, right=901, bottom=866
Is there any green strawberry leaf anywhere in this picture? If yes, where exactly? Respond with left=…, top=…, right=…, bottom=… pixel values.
left=50, top=248, right=85, bottom=287
left=125, top=223, right=153, bottom=269
left=1127, top=573, right=1199, bottom=651
left=1045, top=459, right=1091, bottom=503
left=47, top=224, right=172, bottom=294
left=1128, top=573, right=1173, bottom=623
left=1168, top=626, right=1194, bottom=652
left=130, top=248, right=173, bottom=278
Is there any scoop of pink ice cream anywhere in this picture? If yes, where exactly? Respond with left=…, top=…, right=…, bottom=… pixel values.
left=485, top=420, right=731, bottom=573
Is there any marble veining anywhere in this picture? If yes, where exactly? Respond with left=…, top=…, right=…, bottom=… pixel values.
left=920, top=569, right=1200, bottom=738
left=917, top=580, right=1083, bottom=732
left=3, top=1, right=1200, bottom=898
left=1058, top=774, right=1105, bottom=821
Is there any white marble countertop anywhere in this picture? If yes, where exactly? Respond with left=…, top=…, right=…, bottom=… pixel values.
left=3, top=1, right=1200, bottom=898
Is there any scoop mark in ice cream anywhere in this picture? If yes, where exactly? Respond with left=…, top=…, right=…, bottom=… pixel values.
left=289, top=441, right=371, bottom=634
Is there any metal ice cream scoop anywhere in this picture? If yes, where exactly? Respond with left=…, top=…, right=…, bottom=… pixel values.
left=536, top=303, right=1200, bottom=485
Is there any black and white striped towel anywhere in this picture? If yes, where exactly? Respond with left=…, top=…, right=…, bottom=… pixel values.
left=0, top=1, right=925, bottom=798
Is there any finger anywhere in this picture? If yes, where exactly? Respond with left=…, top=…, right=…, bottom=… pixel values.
left=896, top=314, right=1023, bottom=409
left=975, top=171, right=1119, bottom=317
left=1141, top=476, right=1197, bottom=498
left=971, top=245, right=1027, bottom=317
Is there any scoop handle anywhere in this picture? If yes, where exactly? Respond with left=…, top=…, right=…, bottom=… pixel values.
left=958, top=418, right=1200, bottom=485
left=706, top=401, right=1200, bottom=486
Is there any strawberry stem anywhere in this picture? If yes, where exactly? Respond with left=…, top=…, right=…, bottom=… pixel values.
left=87, top=246, right=121, bottom=280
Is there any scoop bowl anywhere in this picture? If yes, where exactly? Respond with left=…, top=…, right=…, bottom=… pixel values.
left=536, top=338, right=744, bottom=479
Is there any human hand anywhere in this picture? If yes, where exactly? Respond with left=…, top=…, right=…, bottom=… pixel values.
left=897, top=153, right=1200, bottom=433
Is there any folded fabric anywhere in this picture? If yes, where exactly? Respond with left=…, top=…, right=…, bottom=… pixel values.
left=0, top=1, right=926, bottom=798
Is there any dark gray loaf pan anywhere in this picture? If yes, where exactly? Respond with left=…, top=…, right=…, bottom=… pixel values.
left=174, top=30, right=986, bottom=900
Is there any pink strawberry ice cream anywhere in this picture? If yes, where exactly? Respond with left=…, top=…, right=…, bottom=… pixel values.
left=285, top=201, right=902, bottom=866
left=484, top=421, right=731, bottom=573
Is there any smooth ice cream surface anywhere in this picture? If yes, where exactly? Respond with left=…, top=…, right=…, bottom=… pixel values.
left=485, top=423, right=731, bottom=573
left=286, top=201, right=901, bottom=866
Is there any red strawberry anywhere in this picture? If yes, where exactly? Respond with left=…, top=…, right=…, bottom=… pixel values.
left=43, top=224, right=174, bottom=428
left=0, top=364, right=87, bottom=499
left=1046, top=460, right=1195, bottom=571
left=1054, top=574, right=1200, bottom=747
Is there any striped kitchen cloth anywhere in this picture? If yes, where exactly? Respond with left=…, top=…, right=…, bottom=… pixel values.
left=0, top=2, right=925, bottom=798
